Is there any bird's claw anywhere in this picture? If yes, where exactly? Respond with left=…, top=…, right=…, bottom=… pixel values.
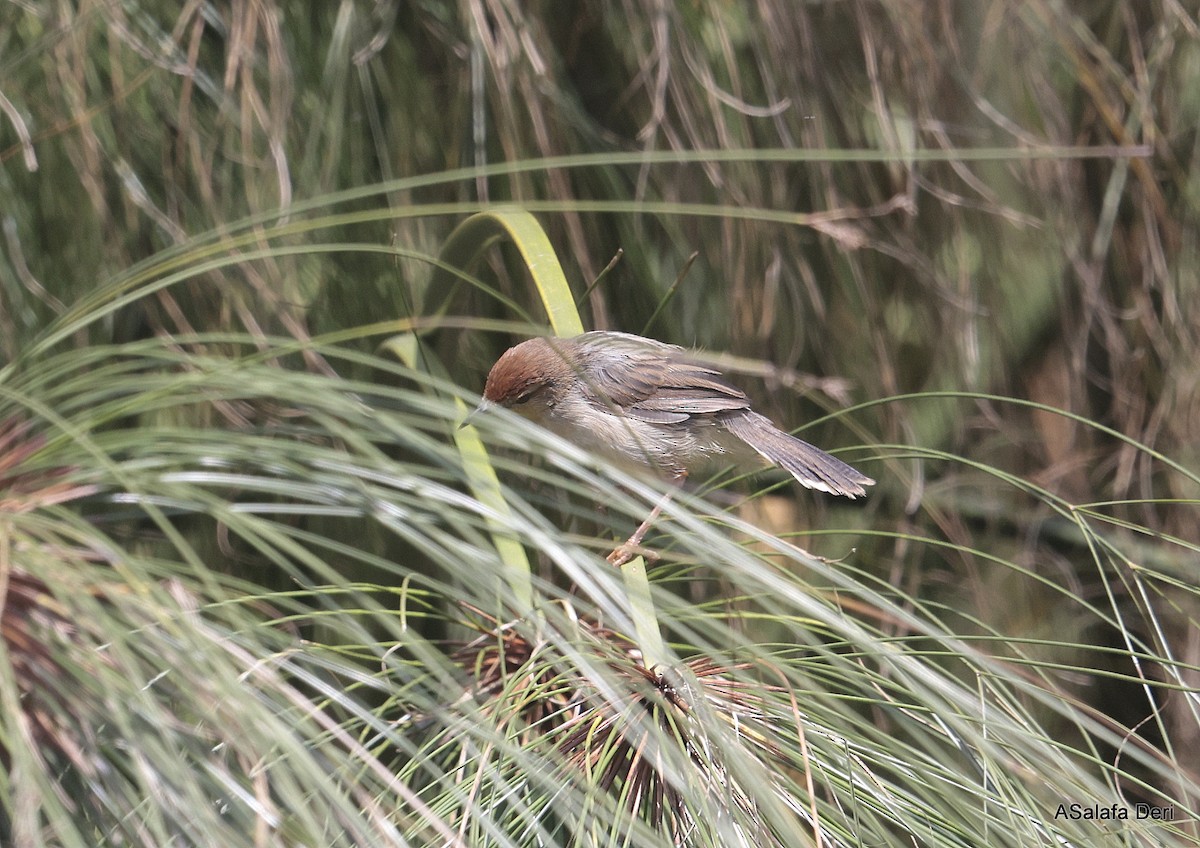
left=606, top=542, right=657, bottom=568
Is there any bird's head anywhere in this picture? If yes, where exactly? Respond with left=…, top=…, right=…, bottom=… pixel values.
left=468, top=337, right=576, bottom=425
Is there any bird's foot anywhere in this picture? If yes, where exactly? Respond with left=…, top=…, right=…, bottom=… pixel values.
left=606, top=541, right=658, bottom=568
left=606, top=479, right=685, bottom=567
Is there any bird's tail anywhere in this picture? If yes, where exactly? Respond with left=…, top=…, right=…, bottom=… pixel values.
left=724, top=412, right=874, bottom=498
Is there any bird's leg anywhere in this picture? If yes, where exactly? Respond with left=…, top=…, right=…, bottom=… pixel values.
left=607, top=471, right=687, bottom=567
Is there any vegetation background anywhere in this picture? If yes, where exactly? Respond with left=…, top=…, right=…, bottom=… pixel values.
left=1, top=1, right=1197, bottom=846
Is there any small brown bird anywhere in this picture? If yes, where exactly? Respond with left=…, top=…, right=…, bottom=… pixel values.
left=477, top=331, right=874, bottom=563
left=480, top=332, right=873, bottom=492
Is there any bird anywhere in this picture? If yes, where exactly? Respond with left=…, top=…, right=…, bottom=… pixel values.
left=476, top=331, right=874, bottom=563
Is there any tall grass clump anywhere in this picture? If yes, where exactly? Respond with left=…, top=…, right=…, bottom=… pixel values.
left=1, top=1, right=1196, bottom=846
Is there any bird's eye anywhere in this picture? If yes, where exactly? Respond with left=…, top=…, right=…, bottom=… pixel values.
left=512, top=390, right=534, bottom=405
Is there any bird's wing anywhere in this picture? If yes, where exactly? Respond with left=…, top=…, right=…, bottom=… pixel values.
left=573, top=333, right=750, bottom=424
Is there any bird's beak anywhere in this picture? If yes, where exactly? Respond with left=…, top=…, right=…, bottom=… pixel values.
left=459, top=399, right=491, bottom=430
